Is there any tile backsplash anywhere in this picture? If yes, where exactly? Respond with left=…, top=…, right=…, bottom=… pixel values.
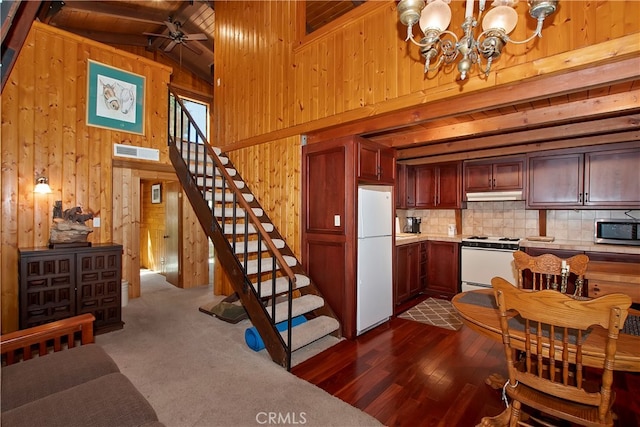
left=398, top=203, right=640, bottom=243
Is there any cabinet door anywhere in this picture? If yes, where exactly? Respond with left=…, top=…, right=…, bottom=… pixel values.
left=493, top=159, right=524, bottom=191
left=396, top=164, right=406, bottom=209
left=358, top=142, right=380, bottom=182
left=527, top=153, right=584, bottom=207
left=395, top=245, right=412, bottom=305
left=464, top=163, right=493, bottom=193
left=414, top=165, right=437, bottom=208
left=584, top=147, right=640, bottom=207
left=406, top=166, right=416, bottom=207
left=378, top=148, right=396, bottom=184
left=76, top=249, right=122, bottom=331
left=425, top=241, right=459, bottom=299
left=437, top=163, right=461, bottom=208
left=19, top=252, right=76, bottom=328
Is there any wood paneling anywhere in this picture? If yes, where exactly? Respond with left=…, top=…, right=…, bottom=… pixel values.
left=2, top=22, right=181, bottom=332
left=211, top=0, right=638, bottom=300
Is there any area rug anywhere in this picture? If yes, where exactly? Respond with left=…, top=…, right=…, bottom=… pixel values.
left=398, top=297, right=463, bottom=331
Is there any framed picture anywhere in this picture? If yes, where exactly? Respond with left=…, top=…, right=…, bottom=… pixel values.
left=87, top=60, right=145, bottom=135
left=151, top=184, right=162, bottom=204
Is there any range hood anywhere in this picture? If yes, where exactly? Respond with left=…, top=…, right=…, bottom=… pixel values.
left=466, top=191, right=524, bottom=202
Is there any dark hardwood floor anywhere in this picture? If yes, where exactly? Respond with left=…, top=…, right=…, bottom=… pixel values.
left=292, top=317, right=640, bottom=427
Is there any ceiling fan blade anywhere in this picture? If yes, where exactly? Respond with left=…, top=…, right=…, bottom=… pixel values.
left=164, top=40, right=178, bottom=52
left=184, top=33, right=208, bottom=41
left=164, top=20, right=179, bottom=33
left=182, top=42, right=203, bottom=55
left=143, top=32, right=172, bottom=39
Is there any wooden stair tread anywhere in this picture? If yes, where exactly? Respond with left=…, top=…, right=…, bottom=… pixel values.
left=282, top=316, right=340, bottom=351
left=252, top=274, right=311, bottom=298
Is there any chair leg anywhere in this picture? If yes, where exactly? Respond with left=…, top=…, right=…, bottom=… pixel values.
left=510, top=400, right=521, bottom=427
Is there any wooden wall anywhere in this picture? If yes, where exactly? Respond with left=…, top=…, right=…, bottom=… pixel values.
left=218, top=0, right=639, bottom=281
left=0, top=22, right=210, bottom=332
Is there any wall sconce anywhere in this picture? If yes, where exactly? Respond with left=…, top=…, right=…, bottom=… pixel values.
left=34, top=176, right=53, bottom=194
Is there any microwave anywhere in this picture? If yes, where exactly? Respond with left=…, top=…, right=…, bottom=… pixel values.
left=594, top=219, right=640, bottom=246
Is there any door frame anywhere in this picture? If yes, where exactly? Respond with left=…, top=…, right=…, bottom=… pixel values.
left=130, top=169, right=180, bottom=298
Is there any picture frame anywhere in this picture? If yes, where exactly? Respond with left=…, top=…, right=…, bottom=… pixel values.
left=87, top=60, right=145, bottom=135
left=151, top=184, right=162, bottom=204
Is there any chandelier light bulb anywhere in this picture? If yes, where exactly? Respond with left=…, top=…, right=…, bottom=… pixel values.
left=419, top=0, right=452, bottom=33
left=482, top=5, right=519, bottom=34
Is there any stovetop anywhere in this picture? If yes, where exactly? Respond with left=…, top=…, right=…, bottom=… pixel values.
left=463, top=236, right=522, bottom=243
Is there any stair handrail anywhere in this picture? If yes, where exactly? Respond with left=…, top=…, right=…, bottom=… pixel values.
left=168, top=87, right=297, bottom=367
left=168, top=88, right=297, bottom=288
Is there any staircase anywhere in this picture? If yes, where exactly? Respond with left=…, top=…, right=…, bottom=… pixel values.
left=167, top=88, right=341, bottom=370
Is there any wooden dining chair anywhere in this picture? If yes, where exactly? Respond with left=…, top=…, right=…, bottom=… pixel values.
left=513, top=251, right=590, bottom=297
left=491, top=277, right=631, bottom=427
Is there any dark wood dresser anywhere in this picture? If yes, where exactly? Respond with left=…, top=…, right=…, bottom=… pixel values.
left=18, top=244, right=124, bottom=334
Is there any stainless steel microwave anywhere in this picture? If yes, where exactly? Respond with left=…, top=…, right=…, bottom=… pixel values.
left=594, top=219, right=640, bottom=246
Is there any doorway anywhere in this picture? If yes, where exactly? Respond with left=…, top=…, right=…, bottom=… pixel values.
left=139, top=178, right=180, bottom=286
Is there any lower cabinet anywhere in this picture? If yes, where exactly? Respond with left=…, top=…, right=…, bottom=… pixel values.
left=19, top=244, right=124, bottom=333
left=394, top=242, right=426, bottom=307
left=424, top=241, right=459, bottom=300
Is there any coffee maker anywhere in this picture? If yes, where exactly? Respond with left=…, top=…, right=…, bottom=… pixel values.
left=406, top=216, right=421, bottom=233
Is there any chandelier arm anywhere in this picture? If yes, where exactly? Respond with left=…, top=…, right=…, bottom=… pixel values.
left=425, top=54, right=446, bottom=73
left=501, top=18, right=546, bottom=45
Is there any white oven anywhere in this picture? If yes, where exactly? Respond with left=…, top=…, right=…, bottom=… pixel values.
left=460, top=237, right=520, bottom=292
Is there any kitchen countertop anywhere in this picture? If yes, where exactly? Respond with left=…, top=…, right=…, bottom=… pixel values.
left=395, top=234, right=640, bottom=255
left=395, top=233, right=461, bottom=245
left=519, top=239, right=640, bottom=255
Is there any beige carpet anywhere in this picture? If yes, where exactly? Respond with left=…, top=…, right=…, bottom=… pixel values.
left=95, top=270, right=381, bottom=427
left=398, top=297, right=463, bottom=331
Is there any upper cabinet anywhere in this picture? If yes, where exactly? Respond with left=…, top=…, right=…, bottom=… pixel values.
left=396, top=162, right=462, bottom=209
left=464, top=156, right=524, bottom=194
left=357, top=139, right=395, bottom=184
left=527, top=142, right=640, bottom=208
left=414, top=162, right=462, bottom=209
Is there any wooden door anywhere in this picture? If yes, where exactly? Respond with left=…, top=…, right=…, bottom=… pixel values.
left=464, top=162, right=493, bottom=193
left=164, top=181, right=181, bottom=287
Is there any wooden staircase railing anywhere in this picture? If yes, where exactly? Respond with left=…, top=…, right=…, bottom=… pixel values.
left=167, top=87, right=303, bottom=369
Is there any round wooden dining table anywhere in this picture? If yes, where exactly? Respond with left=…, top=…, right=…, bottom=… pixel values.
left=452, top=288, right=640, bottom=427
left=452, top=289, right=640, bottom=372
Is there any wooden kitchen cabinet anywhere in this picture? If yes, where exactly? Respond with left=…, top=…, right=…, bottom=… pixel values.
left=302, top=135, right=395, bottom=339
left=464, top=156, right=524, bottom=193
left=19, top=244, right=123, bottom=333
left=414, top=162, right=462, bottom=209
left=357, top=139, right=395, bottom=184
left=395, top=243, right=419, bottom=306
left=527, top=142, right=640, bottom=208
left=424, top=241, right=459, bottom=300
left=395, top=164, right=415, bottom=209
left=394, top=242, right=427, bottom=312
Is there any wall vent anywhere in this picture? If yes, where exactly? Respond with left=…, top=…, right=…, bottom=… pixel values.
left=113, top=144, right=160, bottom=161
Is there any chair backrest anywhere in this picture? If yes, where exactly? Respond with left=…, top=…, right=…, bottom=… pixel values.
left=513, top=251, right=590, bottom=296
left=491, top=277, right=631, bottom=423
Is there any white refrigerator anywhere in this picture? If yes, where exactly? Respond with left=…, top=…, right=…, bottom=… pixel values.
left=357, top=185, right=393, bottom=335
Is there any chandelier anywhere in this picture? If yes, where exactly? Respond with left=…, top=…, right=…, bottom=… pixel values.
left=397, top=0, right=558, bottom=80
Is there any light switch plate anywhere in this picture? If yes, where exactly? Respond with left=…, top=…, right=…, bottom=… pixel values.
left=93, top=217, right=100, bottom=227
left=334, top=215, right=340, bottom=227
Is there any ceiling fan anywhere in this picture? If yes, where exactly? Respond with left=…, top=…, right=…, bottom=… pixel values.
left=144, top=19, right=207, bottom=55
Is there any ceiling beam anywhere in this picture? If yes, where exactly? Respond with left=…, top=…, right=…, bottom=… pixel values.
left=397, top=114, right=640, bottom=160
left=59, top=1, right=167, bottom=25
left=399, top=131, right=640, bottom=165
left=306, top=55, right=640, bottom=144
left=375, top=90, right=640, bottom=148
